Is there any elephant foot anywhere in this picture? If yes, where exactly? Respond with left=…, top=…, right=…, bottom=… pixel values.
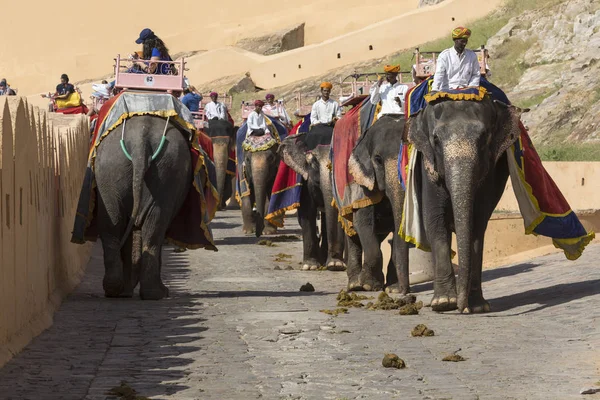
left=461, top=291, right=490, bottom=314
left=385, top=283, right=409, bottom=295
left=140, top=283, right=169, bottom=300
left=242, top=226, right=255, bottom=235
left=263, top=224, right=278, bottom=236
left=255, top=218, right=265, bottom=238
left=103, top=273, right=124, bottom=298
left=347, top=280, right=364, bottom=291
left=358, top=271, right=384, bottom=292
left=326, top=258, right=346, bottom=272
left=431, top=295, right=458, bottom=312
left=301, top=259, right=320, bottom=271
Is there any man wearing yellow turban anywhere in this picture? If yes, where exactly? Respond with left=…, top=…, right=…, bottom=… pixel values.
left=311, top=81, right=341, bottom=127
left=431, top=26, right=481, bottom=92
left=370, top=64, right=408, bottom=119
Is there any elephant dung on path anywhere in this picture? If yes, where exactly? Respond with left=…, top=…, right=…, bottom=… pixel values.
left=95, top=115, right=192, bottom=300
left=347, top=115, right=410, bottom=294
left=278, top=131, right=345, bottom=271
left=408, top=97, right=522, bottom=313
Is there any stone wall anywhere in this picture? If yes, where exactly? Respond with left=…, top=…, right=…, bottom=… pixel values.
left=0, top=97, right=92, bottom=368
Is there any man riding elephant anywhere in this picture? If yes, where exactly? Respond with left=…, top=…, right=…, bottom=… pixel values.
left=369, top=64, right=409, bottom=120
left=276, top=86, right=346, bottom=271
left=431, top=27, right=481, bottom=92
left=401, top=26, right=594, bottom=313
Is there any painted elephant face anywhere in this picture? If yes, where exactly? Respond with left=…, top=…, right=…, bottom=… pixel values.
left=408, top=98, right=522, bottom=185
left=349, top=116, right=405, bottom=193
left=278, top=133, right=327, bottom=182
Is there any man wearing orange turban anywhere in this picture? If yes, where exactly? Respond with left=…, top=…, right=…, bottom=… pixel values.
left=311, top=81, right=341, bottom=127
left=247, top=99, right=270, bottom=138
left=370, top=63, right=408, bottom=119
left=431, top=26, right=481, bottom=92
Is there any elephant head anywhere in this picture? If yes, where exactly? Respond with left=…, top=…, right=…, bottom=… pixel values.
left=206, top=119, right=235, bottom=209
left=278, top=133, right=330, bottom=207
left=349, top=116, right=406, bottom=195
left=408, top=97, right=524, bottom=309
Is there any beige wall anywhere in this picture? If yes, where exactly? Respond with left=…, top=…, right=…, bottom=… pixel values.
left=496, top=162, right=600, bottom=212
left=0, top=97, right=92, bottom=368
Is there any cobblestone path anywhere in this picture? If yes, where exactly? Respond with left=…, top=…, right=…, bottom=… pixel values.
left=0, top=211, right=599, bottom=399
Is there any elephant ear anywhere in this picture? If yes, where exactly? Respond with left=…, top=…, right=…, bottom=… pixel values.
left=278, top=133, right=310, bottom=180
left=408, top=109, right=438, bottom=182
left=491, top=101, right=527, bottom=163
left=349, top=131, right=375, bottom=191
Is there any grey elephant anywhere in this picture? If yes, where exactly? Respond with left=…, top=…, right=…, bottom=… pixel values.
left=347, top=116, right=410, bottom=294
left=408, top=97, right=522, bottom=313
left=278, top=131, right=345, bottom=271
left=94, top=115, right=193, bottom=300
left=237, top=128, right=281, bottom=237
left=205, top=119, right=236, bottom=210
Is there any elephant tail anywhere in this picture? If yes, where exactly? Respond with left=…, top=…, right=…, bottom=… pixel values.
left=119, top=142, right=152, bottom=249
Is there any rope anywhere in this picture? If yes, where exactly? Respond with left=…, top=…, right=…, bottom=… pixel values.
left=119, top=116, right=170, bottom=162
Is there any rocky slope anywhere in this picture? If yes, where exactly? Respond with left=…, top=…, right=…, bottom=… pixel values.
left=487, top=0, right=600, bottom=145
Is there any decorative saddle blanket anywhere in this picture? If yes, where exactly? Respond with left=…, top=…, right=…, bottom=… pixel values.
left=331, top=96, right=382, bottom=236
left=399, top=125, right=595, bottom=261
left=242, top=131, right=278, bottom=152
left=265, top=116, right=311, bottom=227
left=71, top=91, right=218, bottom=251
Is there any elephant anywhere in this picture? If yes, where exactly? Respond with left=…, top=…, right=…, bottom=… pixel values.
left=238, top=134, right=280, bottom=237
left=408, top=97, right=522, bottom=313
left=278, top=131, right=345, bottom=271
left=206, top=118, right=236, bottom=210
left=347, top=115, right=410, bottom=294
left=94, top=115, right=192, bottom=300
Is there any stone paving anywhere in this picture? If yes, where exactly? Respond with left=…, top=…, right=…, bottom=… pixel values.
left=0, top=211, right=600, bottom=399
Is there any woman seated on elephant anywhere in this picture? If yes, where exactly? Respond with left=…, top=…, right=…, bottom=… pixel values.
left=131, top=28, right=174, bottom=75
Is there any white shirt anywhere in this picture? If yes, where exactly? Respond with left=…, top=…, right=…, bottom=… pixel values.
left=369, top=81, right=409, bottom=118
left=431, top=47, right=481, bottom=92
left=263, top=102, right=290, bottom=125
left=204, top=101, right=227, bottom=120
left=310, top=98, right=341, bottom=125
left=247, top=110, right=270, bottom=137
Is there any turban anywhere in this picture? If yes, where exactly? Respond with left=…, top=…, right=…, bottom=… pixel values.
left=452, top=27, right=471, bottom=40
left=254, top=100, right=265, bottom=107
left=265, top=93, right=275, bottom=99
left=320, top=82, right=333, bottom=90
left=209, top=91, right=218, bottom=97
left=383, top=64, right=400, bottom=73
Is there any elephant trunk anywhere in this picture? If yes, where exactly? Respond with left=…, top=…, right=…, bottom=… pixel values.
left=212, top=140, right=229, bottom=209
left=251, top=154, right=271, bottom=237
left=446, top=153, right=477, bottom=313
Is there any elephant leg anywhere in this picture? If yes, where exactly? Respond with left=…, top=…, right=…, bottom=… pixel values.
left=298, top=189, right=320, bottom=271
left=423, top=183, right=456, bottom=311
left=346, top=233, right=363, bottom=291
left=226, top=176, right=239, bottom=210
left=139, top=212, right=169, bottom=300
left=262, top=197, right=278, bottom=236
left=131, top=228, right=142, bottom=293
left=121, top=231, right=134, bottom=298
left=468, top=231, right=488, bottom=313
left=241, top=195, right=255, bottom=234
left=97, top=197, right=125, bottom=298
left=324, top=206, right=345, bottom=272
left=354, top=207, right=384, bottom=292
left=387, top=235, right=410, bottom=295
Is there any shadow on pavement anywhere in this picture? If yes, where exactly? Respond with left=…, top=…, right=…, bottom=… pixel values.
left=489, top=278, right=600, bottom=314
left=0, top=244, right=206, bottom=400
left=410, top=262, right=542, bottom=294
left=199, top=290, right=335, bottom=298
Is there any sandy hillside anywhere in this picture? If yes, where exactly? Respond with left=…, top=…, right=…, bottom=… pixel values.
left=1, top=0, right=417, bottom=97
